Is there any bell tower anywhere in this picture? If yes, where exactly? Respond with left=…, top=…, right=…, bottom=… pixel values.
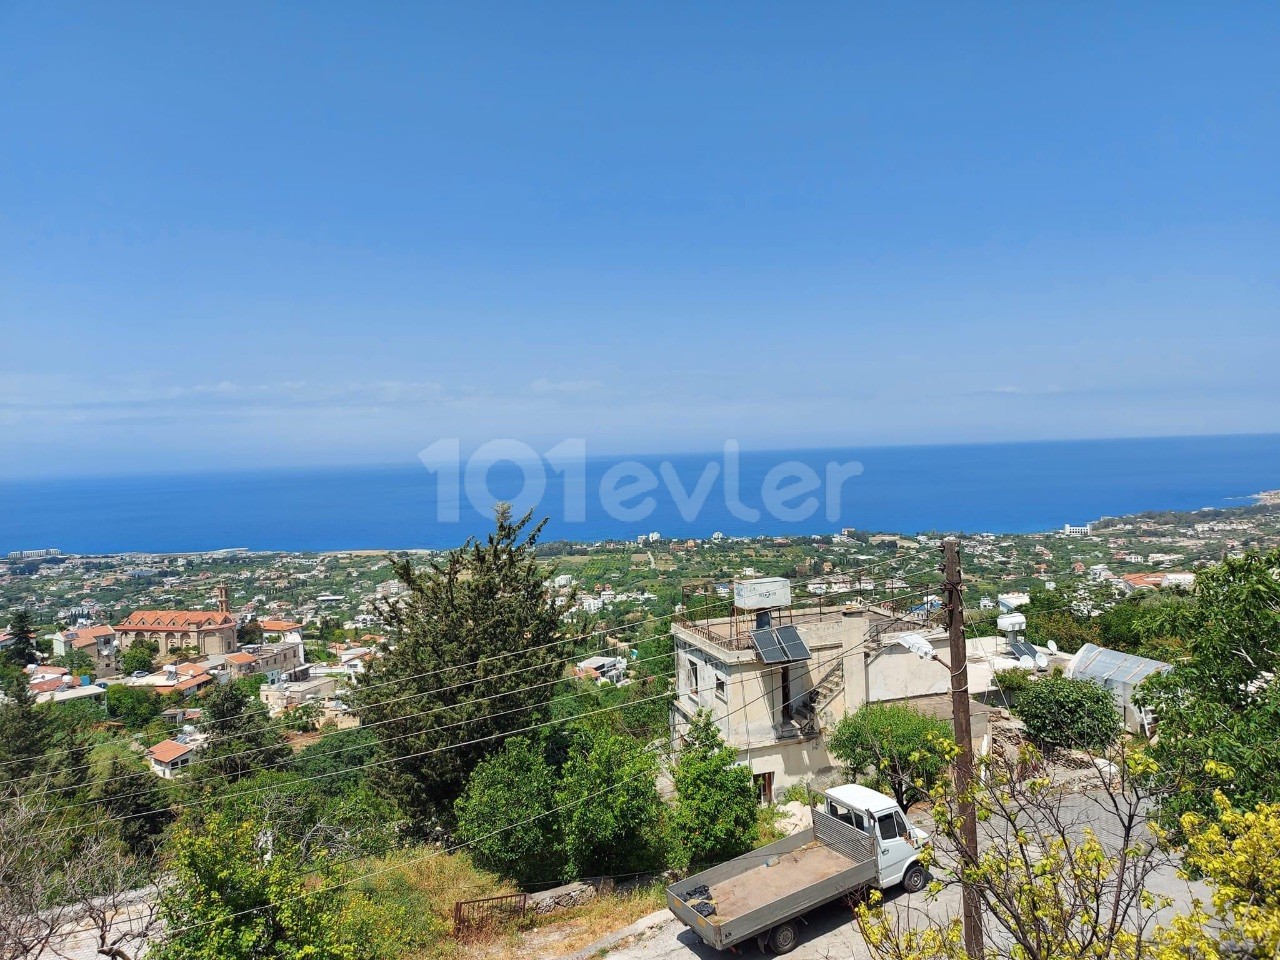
left=215, top=584, right=230, bottom=615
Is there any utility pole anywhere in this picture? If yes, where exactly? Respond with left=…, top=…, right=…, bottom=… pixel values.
left=942, top=537, right=984, bottom=959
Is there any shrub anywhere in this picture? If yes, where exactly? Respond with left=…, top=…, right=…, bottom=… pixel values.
left=556, top=725, right=665, bottom=879
left=830, top=703, right=954, bottom=810
left=671, top=712, right=758, bottom=870
left=455, top=736, right=565, bottom=888
left=993, top=668, right=1033, bottom=708
left=1013, top=675, right=1121, bottom=752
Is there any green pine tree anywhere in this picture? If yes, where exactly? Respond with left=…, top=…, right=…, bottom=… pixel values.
left=5, top=609, right=37, bottom=667
left=356, top=505, right=566, bottom=825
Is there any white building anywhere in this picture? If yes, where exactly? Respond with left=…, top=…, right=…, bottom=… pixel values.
left=1063, top=523, right=1093, bottom=537
left=997, top=592, right=1031, bottom=612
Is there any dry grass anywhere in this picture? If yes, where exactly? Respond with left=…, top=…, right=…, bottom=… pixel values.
left=347, top=848, right=665, bottom=960
left=463, top=885, right=667, bottom=960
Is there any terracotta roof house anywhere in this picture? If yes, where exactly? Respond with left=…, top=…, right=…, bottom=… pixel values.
left=146, top=738, right=203, bottom=778
left=259, top=620, right=304, bottom=641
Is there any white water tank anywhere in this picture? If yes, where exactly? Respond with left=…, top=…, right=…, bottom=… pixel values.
left=734, top=577, right=792, bottom=610
left=996, top=613, right=1027, bottom=634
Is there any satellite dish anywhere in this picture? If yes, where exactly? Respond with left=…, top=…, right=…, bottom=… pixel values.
left=1047, top=639, right=1059, bottom=655
left=1035, top=652, right=1049, bottom=671
left=1018, top=655, right=1035, bottom=670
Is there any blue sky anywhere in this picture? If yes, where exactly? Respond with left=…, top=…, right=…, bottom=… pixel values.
left=1, top=2, right=1277, bottom=478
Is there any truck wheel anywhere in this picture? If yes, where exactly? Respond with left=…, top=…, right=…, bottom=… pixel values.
left=768, top=922, right=800, bottom=954
left=902, top=864, right=927, bottom=894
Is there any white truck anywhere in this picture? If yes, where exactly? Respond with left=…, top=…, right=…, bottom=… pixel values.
left=666, top=784, right=929, bottom=954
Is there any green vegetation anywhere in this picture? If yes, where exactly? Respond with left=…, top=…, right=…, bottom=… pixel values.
left=556, top=723, right=666, bottom=879
left=670, top=712, right=758, bottom=870
left=1139, top=548, right=1280, bottom=830
left=152, top=811, right=360, bottom=960
left=829, top=702, right=954, bottom=810
left=1012, top=675, right=1121, bottom=752
left=4, top=609, right=36, bottom=667
left=356, top=506, right=566, bottom=824
left=455, top=736, right=564, bottom=887
left=992, top=667, right=1033, bottom=708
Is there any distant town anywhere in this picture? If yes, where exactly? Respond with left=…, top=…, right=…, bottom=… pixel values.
left=4, top=494, right=1279, bottom=763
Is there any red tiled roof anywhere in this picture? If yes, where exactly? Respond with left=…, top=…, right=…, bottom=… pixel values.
left=173, top=674, right=213, bottom=692
left=30, top=678, right=67, bottom=693
left=147, top=739, right=193, bottom=764
left=225, top=652, right=257, bottom=665
left=1122, top=573, right=1165, bottom=588
left=259, top=620, right=303, bottom=632
left=114, top=611, right=235, bottom=631
left=67, top=625, right=115, bottom=649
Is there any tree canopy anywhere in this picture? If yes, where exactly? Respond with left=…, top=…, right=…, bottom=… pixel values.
left=454, top=736, right=565, bottom=887
left=830, top=702, right=954, bottom=810
left=670, top=711, right=758, bottom=870
left=1013, top=675, right=1121, bottom=753
left=356, top=505, right=566, bottom=826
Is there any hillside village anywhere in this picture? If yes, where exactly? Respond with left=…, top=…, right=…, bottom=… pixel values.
left=5, top=497, right=1280, bottom=960
left=2, top=495, right=1278, bottom=788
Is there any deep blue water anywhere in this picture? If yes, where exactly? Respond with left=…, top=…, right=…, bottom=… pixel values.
left=3, top=434, right=1279, bottom=554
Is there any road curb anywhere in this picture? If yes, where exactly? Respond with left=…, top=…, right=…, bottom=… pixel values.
left=558, top=908, right=674, bottom=960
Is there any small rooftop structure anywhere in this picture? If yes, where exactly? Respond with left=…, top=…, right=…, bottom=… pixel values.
left=1067, top=643, right=1172, bottom=734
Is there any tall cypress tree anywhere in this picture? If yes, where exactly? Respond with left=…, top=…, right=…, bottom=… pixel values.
left=357, top=505, right=565, bottom=826
left=4, top=609, right=36, bottom=667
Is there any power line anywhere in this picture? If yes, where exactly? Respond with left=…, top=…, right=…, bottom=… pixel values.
left=29, top=647, right=681, bottom=808
left=29, top=588, right=939, bottom=842
left=154, top=639, right=866, bottom=941
left=1, top=562, right=939, bottom=786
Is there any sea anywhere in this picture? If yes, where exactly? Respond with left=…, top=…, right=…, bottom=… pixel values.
left=4, top=434, right=1279, bottom=555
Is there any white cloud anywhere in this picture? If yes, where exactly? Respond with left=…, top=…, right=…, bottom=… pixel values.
left=530, top=378, right=604, bottom=395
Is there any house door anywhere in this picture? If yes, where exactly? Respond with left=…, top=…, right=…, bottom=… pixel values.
left=753, top=771, right=774, bottom=806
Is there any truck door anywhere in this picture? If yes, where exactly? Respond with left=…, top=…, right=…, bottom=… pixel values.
left=874, top=810, right=916, bottom=887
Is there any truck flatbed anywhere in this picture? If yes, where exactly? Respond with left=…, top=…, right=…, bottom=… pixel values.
left=667, top=808, right=879, bottom=951
left=708, top=840, right=857, bottom=924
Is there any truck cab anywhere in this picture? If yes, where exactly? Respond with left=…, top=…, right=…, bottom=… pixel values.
left=819, top=783, right=930, bottom=892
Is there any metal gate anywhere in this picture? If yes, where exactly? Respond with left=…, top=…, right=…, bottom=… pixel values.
left=453, top=892, right=529, bottom=938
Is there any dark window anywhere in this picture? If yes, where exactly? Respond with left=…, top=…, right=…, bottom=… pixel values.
left=878, top=813, right=901, bottom=841
left=828, top=802, right=854, bottom=826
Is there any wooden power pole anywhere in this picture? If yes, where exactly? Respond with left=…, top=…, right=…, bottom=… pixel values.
left=942, top=537, right=984, bottom=959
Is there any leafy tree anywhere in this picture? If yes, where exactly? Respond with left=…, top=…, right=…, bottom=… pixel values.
left=830, top=703, right=954, bottom=810
left=356, top=506, right=566, bottom=825
left=293, top=728, right=380, bottom=797
left=670, top=712, right=757, bottom=870
left=121, top=643, right=157, bottom=675
left=152, top=812, right=357, bottom=960
left=237, top=618, right=264, bottom=646
left=4, top=610, right=36, bottom=667
left=556, top=725, right=665, bottom=878
left=1025, top=609, right=1099, bottom=655
left=105, top=684, right=163, bottom=728
left=455, top=736, right=565, bottom=887
left=53, top=648, right=95, bottom=678
left=855, top=743, right=1177, bottom=960
left=1161, top=791, right=1280, bottom=959
left=1139, top=549, right=1280, bottom=827
left=1013, top=675, right=1120, bottom=752
left=197, top=682, right=291, bottom=782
